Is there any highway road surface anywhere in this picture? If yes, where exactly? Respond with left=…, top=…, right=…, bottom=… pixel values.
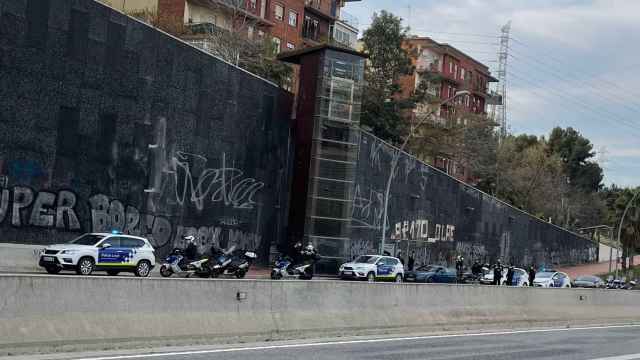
left=27, top=324, right=640, bottom=360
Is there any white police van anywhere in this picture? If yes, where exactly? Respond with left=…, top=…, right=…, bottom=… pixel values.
left=38, top=232, right=156, bottom=277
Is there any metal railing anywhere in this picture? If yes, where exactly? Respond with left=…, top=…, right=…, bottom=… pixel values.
left=305, top=0, right=322, bottom=10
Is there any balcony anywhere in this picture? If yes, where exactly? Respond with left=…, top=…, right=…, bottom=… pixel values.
left=194, top=0, right=273, bottom=27
left=185, top=22, right=223, bottom=35
left=305, top=0, right=323, bottom=10
left=330, top=24, right=356, bottom=48
left=305, top=0, right=336, bottom=20
left=486, top=91, right=503, bottom=105
left=462, top=77, right=489, bottom=95
left=303, top=17, right=321, bottom=42
left=416, top=58, right=440, bottom=73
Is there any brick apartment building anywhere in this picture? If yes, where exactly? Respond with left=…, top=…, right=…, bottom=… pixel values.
left=100, top=0, right=359, bottom=53
left=398, top=37, right=499, bottom=182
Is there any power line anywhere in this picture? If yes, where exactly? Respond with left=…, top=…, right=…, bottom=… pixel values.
left=358, top=25, right=500, bottom=38
left=508, top=64, right=640, bottom=132
left=507, top=50, right=640, bottom=115
left=509, top=71, right=640, bottom=133
left=508, top=72, right=640, bottom=135
left=509, top=36, right=640, bottom=103
left=410, top=29, right=500, bottom=38
left=422, top=39, right=499, bottom=46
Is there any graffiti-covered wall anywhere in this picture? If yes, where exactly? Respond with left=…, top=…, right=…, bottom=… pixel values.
left=348, top=132, right=597, bottom=268
left=0, top=0, right=293, bottom=260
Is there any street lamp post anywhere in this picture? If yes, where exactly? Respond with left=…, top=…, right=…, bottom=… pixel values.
left=380, top=90, right=470, bottom=255
left=615, top=189, right=639, bottom=280
left=577, top=225, right=614, bottom=271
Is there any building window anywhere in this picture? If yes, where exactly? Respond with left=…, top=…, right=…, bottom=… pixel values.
left=271, top=37, right=281, bottom=54
left=333, top=26, right=354, bottom=48
left=460, top=68, right=465, bottom=80
left=274, top=4, right=284, bottom=21
left=454, top=64, right=458, bottom=78
left=258, top=30, right=264, bottom=38
left=449, top=61, right=453, bottom=74
left=328, top=76, right=355, bottom=121
left=288, top=10, right=298, bottom=27
left=287, top=42, right=295, bottom=49
left=249, top=0, right=256, bottom=9
left=303, top=15, right=320, bottom=40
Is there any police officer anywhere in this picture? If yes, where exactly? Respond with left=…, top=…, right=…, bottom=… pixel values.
left=529, top=265, right=536, bottom=287
left=455, top=256, right=465, bottom=281
left=184, top=235, right=198, bottom=261
left=493, top=260, right=503, bottom=286
left=506, top=266, right=514, bottom=286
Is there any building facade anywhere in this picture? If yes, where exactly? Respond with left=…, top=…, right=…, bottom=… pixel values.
left=330, top=5, right=358, bottom=49
left=398, top=37, right=499, bottom=182
left=100, top=0, right=359, bottom=53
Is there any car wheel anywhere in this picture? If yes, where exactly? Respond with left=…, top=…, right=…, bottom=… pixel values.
left=45, top=266, right=61, bottom=274
left=106, top=270, right=120, bottom=276
left=134, top=260, right=151, bottom=277
left=76, top=257, right=95, bottom=276
left=394, top=274, right=403, bottom=283
left=367, top=272, right=376, bottom=282
left=159, top=265, right=173, bottom=277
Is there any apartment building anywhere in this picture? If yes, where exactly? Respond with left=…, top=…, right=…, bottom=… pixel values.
left=398, top=37, right=499, bottom=182
left=400, top=37, right=498, bottom=119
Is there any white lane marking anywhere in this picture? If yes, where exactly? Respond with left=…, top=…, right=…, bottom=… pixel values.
left=74, top=323, right=640, bottom=360
left=588, top=355, right=640, bottom=360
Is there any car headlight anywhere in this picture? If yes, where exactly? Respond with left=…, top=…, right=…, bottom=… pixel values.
left=61, top=250, right=77, bottom=254
left=339, top=265, right=345, bottom=271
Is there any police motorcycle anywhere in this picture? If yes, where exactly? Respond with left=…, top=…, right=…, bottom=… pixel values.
left=270, top=242, right=320, bottom=280
left=209, top=245, right=258, bottom=279
left=159, top=236, right=212, bottom=278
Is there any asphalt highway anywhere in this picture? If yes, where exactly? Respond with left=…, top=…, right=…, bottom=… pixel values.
left=62, top=324, right=640, bottom=360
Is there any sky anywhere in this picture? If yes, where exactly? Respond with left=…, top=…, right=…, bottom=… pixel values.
left=343, top=0, right=640, bottom=188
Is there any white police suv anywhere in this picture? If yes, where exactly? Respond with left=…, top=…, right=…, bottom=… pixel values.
left=38, top=232, right=156, bottom=277
left=339, top=255, right=404, bottom=282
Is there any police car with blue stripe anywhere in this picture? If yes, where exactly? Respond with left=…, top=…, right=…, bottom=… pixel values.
left=339, top=255, right=404, bottom=282
left=38, top=232, right=156, bottom=277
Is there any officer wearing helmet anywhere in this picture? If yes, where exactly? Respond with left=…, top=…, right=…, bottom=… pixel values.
left=184, top=235, right=198, bottom=261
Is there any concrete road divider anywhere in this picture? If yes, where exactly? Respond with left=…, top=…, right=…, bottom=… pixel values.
left=1, top=274, right=640, bottom=354
left=0, top=243, right=42, bottom=273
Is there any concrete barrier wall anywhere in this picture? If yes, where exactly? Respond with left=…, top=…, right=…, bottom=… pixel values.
left=0, top=243, right=41, bottom=272
left=1, top=275, right=640, bottom=352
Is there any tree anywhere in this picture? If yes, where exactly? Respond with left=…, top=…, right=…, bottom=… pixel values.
left=360, top=11, right=412, bottom=144
left=496, top=137, right=568, bottom=219
left=547, top=127, right=603, bottom=192
left=612, top=188, right=640, bottom=271
left=126, top=2, right=292, bottom=88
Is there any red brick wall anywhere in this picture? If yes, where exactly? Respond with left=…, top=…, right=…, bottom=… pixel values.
left=266, top=0, right=304, bottom=52
left=157, top=0, right=186, bottom=34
